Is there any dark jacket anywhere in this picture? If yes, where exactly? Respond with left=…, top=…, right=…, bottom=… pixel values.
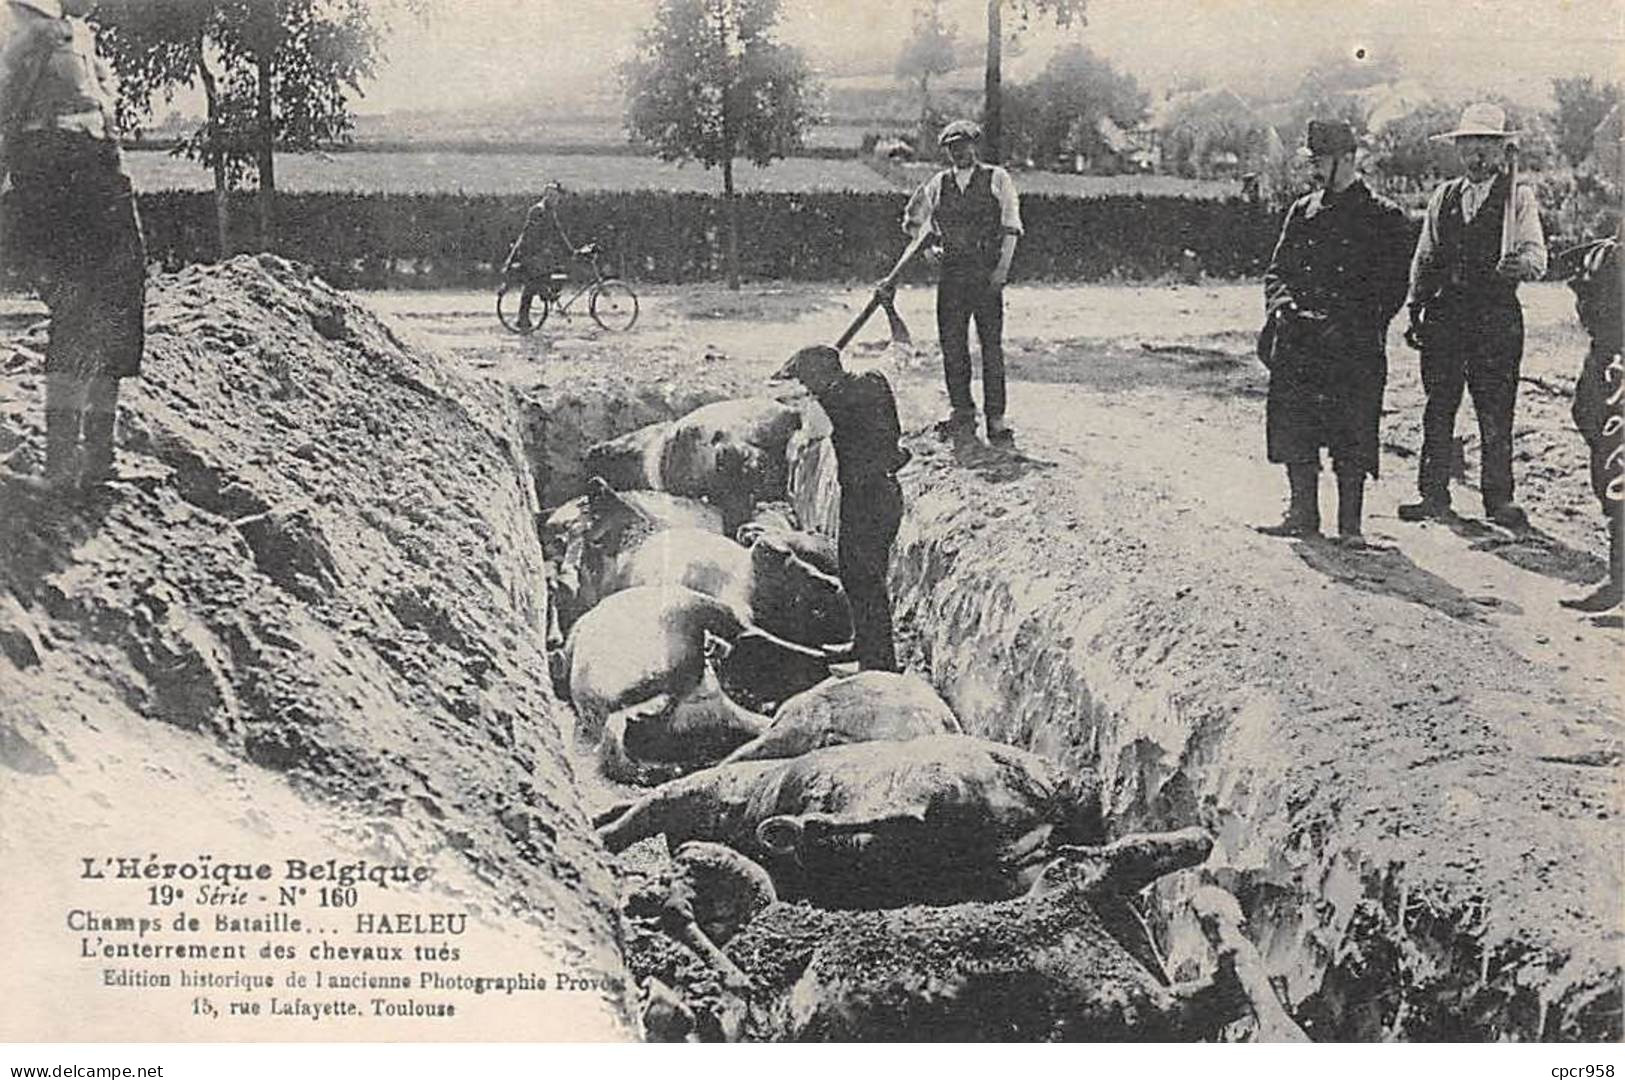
left=1260, top=178, right=1413, bottom=475
left=813, top=369, right=912, bottom=489
left=1569, top=234, right=1622, bottom=450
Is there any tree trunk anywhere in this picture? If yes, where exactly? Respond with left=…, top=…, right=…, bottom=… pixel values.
left=983, top=0, right=1002, bottom=163
left=197, top=50, right=229, bottom=260
left=722, top=155, right=740, bottom=291
left=255, top=48, right=275, bottom=250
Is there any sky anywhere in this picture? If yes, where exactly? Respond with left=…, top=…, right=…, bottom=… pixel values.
left=355, top=0, right=1624, bottom=115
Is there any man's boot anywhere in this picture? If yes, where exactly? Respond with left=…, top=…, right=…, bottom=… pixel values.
left=1255, top=463, right=1321, bottom=538
left=1398, top=490, right=1453, bottom=522
left=80, top=410, right=116, bottom=487
left=1562, top=511, right=1623, bottom=612
left=1335, top=470, right=1367, bottom=548
left=80, top=377, right=122, bottom=488
left=6, top=406, right=80, bottom=497
left=934, top=407, right=977, bottom=441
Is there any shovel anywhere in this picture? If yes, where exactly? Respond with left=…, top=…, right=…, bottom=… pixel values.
left=831, top=230, right=934, bottom=351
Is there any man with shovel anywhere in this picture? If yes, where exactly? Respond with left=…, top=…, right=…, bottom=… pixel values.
left=772, top=345, right=911, bottom=673
left=899, top=119, right=1023, bottom=445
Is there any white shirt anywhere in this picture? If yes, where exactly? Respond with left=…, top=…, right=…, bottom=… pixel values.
left=1408, top=173, right=1547, bottom=304
left=902, top=163, right=1024, bottom=242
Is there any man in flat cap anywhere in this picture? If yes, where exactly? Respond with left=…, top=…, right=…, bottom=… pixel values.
left=900, top=119, right=1023, bottom=445
left=1400, top=102, right=1548, bottom=528
left=772, top=345, right=911, bottom=672
left=1255, top=120, right=1413, bottom=545
left=0, top=0, right=146, bottom=496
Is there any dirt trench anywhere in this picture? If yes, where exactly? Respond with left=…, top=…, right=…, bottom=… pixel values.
left=519, top=349, right=1620, bottom=1041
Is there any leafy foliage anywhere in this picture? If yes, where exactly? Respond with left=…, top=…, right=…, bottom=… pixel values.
left=981, top=0, right=1088, bottom=162
left=621, top=0, right=818, bottom=287
left=896, top=0, right=958, bottom=152
left=1550, top=76, right=1622, bottom=167
left=895, top=0, right=957, bottom=91
left=999, top=44, right=1147, bottom=168
left=90, top=0, right=408, bottom=245
left=621, top=0, right=819, bottom=172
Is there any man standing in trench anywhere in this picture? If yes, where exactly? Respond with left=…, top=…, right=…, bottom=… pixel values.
left=901, top=119, right=1022, bottom=445
left=772, top=345, right=910, bottom=672
left=1399, top=103, right=1548, bottom=528
left=0, top=0, right=146, bottom=495
left=1255, top=120, right=1412, bottom=546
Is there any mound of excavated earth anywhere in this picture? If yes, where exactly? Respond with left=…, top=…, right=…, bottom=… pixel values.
left=0, top=257, right=629, bottom=1040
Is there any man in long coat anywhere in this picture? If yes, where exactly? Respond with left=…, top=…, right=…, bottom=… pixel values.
left=1256, top=120, right=1413, bottom=546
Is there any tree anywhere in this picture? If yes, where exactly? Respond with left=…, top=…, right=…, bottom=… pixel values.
left=1002, top=43, right=1146, bottom=168
left=1551, top=75, right=1621, bottom=166
left=981, top=0, right=1087, bottom=164
left=92, top=0, right=403, bottom=253
left=895, top=0, right=957, bottom=151
left=623, top=0, right=818, bottom=290
left=92, top=0, right=241, bottom=258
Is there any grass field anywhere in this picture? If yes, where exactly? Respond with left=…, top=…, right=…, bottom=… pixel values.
left=123, top=149, right=898, bottom=195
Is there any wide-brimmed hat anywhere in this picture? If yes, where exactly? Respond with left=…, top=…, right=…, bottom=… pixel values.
left=938, top=119, right=982, bottom=147
left=1297, top=119, right=1359, bottom=158
left=1431, top=102, right=1520, bottom=141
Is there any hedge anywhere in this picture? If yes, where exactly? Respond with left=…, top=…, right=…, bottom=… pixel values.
left=122, top=189, right=1298, bottom=290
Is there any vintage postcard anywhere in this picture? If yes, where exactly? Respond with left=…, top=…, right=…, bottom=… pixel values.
left=1, top=0, right=1620, bottom=1053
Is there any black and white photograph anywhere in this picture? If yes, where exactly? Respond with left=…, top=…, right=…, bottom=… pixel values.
left=0, top=0, right=1620, bottom=1061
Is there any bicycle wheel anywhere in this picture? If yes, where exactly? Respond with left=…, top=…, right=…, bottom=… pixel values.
left=589, top=279, right=639, bottom=332
left=497, top=280, right=549, bottom=335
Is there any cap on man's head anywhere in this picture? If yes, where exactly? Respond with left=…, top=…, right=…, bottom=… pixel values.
left=938, top=119, right=982, bottom=147
left=772, top=345, right=843, bottom=384
left=1301, top=119, right=1358, bottom=158
left=1432, top=102, right=1520, bottom=142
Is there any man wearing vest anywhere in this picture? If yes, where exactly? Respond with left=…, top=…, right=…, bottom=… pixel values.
left=902, top=119, right=1023, bottom=445
left=772, top=345, right=911, bottom=672
left=1400, top=103, right=1547, bottom=528
left=1255, top=120, right=1413, bottom=546
left=0, top=0, right=146, bottom=495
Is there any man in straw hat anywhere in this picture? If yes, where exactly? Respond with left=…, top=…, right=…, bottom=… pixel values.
left=1399, top=102, right=1548, bottom=528
left=1254, top=120, right=1413, bottom=546
left=771, top=345, right=911, bottom=672
left=899, top=119, right=1023, bottom=445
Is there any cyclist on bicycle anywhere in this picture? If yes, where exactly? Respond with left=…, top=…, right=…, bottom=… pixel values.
left=513, top=186, right=571, bottom=331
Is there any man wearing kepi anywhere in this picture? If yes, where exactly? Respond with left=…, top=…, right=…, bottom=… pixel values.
left=1255, top=120, right=1412, bottom=546
left=1399, top=102, right=1547, bottom=528
left=902, top=119, right=1022, bottom=445
left=0, top=0, right=146, bottom=495
left=772, top=345, right=911, bottom=672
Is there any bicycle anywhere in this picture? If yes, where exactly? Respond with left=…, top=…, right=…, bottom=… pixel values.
left=495, top=186, right=639, bottom=335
